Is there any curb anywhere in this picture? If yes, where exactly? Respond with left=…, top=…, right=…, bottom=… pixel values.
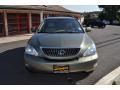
left=0, top=34, right=33, bottom=45
left=0, top=39, right=29, bottom=53
left=95, top=66, right=120, bottom=85
left=0, top=39, right=29, bottom=44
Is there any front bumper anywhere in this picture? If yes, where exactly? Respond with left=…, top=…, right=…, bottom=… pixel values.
left=24, top=53, right=98, bottom=73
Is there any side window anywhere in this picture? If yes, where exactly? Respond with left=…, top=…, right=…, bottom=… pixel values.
left=74, top=20, right=81, bottom=28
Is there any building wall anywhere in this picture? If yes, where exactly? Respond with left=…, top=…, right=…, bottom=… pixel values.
left=0, top=9, right=81, bottom=37
left=7, top=13, right=29, bottom=35
left=0, top=12, right=5, bottom=37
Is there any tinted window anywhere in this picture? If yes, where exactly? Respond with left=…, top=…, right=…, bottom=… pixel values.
left=39, top=18, right=84, bottom=33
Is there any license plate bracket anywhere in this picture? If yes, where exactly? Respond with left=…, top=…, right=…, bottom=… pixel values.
left=53, top=65, right=69, bottom=73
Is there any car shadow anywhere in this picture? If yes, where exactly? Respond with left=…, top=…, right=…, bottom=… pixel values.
left=0, top=47, right=91, bottom=85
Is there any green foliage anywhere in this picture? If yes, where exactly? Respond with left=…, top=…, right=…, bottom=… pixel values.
left=85, top=13, right=91, bottom=19
left=98, top=5, right=120, bottom=21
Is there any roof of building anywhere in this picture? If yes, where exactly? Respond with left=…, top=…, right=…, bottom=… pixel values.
left=0, top=5, right=80, bottom=14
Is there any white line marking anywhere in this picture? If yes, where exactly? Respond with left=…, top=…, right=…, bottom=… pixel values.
left=96, top=66, right=120, bottom=85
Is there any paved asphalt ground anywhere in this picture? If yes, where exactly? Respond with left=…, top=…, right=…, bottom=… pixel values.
left=0, top=25, right=120, bottom=85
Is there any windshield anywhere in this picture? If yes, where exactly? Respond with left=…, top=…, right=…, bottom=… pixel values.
left=38, top=18, right=84, bottom=33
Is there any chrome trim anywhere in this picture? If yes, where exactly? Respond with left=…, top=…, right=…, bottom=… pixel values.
left=40, top=47, right=81, bottom=60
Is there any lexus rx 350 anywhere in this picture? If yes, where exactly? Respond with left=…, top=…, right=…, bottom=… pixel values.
left=24, top=17, right=98, bottom=73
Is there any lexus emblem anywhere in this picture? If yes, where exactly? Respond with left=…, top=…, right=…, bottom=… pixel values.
left=58, top=50, right=65, bottom=55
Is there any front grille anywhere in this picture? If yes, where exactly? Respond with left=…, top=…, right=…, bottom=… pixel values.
left=42, top=48, right=80, bottom=57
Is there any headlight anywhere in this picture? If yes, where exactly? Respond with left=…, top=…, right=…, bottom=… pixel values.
left=83, top=44, right=97, bottom=56
left=25, top=44, right=38, bottom=56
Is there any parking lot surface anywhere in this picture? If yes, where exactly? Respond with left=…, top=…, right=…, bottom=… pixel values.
left=0, top=25, right=120, bottom=85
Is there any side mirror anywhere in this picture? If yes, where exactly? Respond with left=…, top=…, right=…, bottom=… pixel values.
left=85, top=27, right=93, bottom=32
left=31, top=27, right=37, bottom=33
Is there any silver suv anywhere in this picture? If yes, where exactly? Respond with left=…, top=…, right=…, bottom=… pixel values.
left=24, top=17, right=98, bottom=73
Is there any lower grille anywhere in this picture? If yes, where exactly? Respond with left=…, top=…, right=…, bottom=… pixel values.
left=42, top=48, right=80, bottom=57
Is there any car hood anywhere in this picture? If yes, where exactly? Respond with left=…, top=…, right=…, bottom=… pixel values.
left=29, top=33, right=93, bottom=49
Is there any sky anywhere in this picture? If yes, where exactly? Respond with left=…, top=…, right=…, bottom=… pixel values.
left=62, top=5, right=101, bottom=12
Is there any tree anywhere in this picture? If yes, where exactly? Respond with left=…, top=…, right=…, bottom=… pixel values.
left=84, top=13, right=91, bottom=19
left=98, top=5, right=120, bottom=21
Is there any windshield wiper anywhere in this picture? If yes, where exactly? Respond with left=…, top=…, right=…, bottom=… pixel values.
left=38, top=30, right=82, bottom=33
